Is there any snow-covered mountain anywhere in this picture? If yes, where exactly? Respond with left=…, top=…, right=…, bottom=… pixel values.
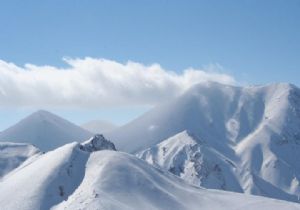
left=108, top=82, right=300, bottom=203
left=107, top=82, right=300, bottom=153
left=0, top=137, right=298, bottom=210
left=81, top=120, right=117, bottom=133
left=0, top=110, right=92, bottom=151
left=0, top=142, right=41, bottom=178
left=137, top=131, right=300, bottom=202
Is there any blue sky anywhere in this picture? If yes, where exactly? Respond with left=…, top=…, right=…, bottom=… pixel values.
left=0, top=0, right=299, bottom=130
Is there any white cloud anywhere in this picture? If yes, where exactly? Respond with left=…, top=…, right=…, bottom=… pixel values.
left=0, top=57, right=235, bottom=108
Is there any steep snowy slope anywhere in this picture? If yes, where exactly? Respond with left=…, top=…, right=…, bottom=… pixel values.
left=0, top=142, right=41, bottom=178
left=81, top=120, right=117, bottom=133
left=138, top=130, right=300, bottom=202
left=137, top=131, right=243, bottom=192
left=0, top=138, right=298, bottom=210
left=108, top=82, right=300, bottom=203
left=0, top=110, right=92, bottom=151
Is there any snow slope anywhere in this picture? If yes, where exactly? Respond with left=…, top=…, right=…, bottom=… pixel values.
left=0, top=142, right=41, bottom=178
left=137, top=130, right=300, bottom=202
left=137, top=131, right=243, bottom=192
left=81, top=120, right=117, bottom=133
left=109, top=82, right=300, bottom=203
left=0, top=138, right=298, bottom=210
left=0, top=110, right=92, bottom=151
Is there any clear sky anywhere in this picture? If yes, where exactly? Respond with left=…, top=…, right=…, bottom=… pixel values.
left=0, top=0, right=299, bottom=130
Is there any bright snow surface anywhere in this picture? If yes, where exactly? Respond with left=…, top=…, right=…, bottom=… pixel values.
left=0, top=138, right=299, bottom=210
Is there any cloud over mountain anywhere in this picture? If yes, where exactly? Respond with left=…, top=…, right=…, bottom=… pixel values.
left=0, top=57, right=235, bottom=108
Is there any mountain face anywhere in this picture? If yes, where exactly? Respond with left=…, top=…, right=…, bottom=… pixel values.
left=107, top=82, right=300, bottom=153
left=0, top=110, right=92, bottom=151
left=137, top=131, right=300, bottom=202
left=0, top=142, right=41, bottom=178
left=0, top=139, right=298, bottom=210
left=137, top=131, right=243, bottom=192
left=108, top=82, right=300, bottom=203
left=81, top=120, right=117, bottom=134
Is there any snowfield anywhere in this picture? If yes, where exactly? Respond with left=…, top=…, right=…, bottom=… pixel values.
left=0, top=136, right=299, bottom=210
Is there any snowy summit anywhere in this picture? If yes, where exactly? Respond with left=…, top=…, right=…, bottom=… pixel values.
left=80, top=134, right=117, bottom=152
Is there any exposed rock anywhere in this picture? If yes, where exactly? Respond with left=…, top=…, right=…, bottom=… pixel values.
left=80, top=134, right=116, bottom=152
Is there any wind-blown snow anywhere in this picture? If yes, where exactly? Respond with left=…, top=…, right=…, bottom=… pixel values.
left=0, top=139, right=298, bottom=210
left=0, top=142, right=41, bottom=178
left=109, top=82, right=300, bottom=203
left=0, top=110, right=92, bottom=151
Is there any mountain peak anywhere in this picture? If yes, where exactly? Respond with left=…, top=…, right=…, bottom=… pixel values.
left=0, top=110, right=92, bottom=151
left=80, top=134, right=116, bottom=152
left=35, top=109, right=51, bottom=114
left=33, top=109, right=54, bottom=116
left=24, top=110, right=64, bottom=122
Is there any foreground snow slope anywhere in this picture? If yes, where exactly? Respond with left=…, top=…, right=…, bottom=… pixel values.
left=0, top=142, right=41, bottom=178
left=0, top=110, right=92, bottom=151
left=0, top=138, right=299, bottom=210
left=109, top=82, right=300, bottom=203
